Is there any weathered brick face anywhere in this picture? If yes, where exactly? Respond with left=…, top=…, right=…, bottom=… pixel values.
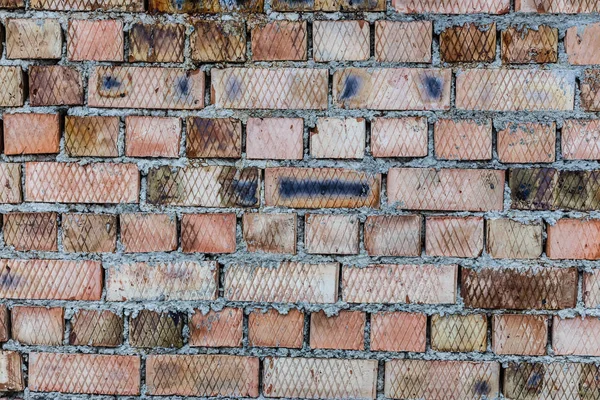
left=0, top=2, right=598, bottom=399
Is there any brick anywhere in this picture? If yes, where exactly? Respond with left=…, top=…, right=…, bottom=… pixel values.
left=252, top=21, right=306, bottom=61
left=0, top=351, right=23, bottom=392
left=393, top=0, right=509, bottom=13
left=125, top=116, right=181, bottom=158
left=62, top=214, right=116, bottom=253
left=426, top=216, right=483, bottom=258
left=243, top=213, right=296, bottom=254
left=0, top=306, right=7, bottom=342
left=313, top=20, right=369, bottom=61
left=64, top=116, right=119, bottom=157
left=186, top=118, right=242, bottom=158
left=88, top=66, right=204, bottom=109
left=305, top=214, right=359, bottom=255
left=310, top=310, right=365, bottom=350
left=120, top=213, right=176, bottom=253
left=497, top=122, right=556, bottom=163
left=385, top=360, right=500, bottom=399
left=246, top=117, right=304, bottom=160
left=461, top=266, right=578, bottom=310
left=582, top=70, right=600, bottom=111
left=29, top=65, right=83, bottom=106
left=0, top=163, right=21, bottom=204
left=129, top=23, right=184, bottom=63
left=225, top=262, right=339, bottom=303
left=130, top=310, right=184, bottom=348
left=3, top=113, right=60, bottom=155
left=584, top=269, right=600, bottom=307
left=375, top=21, right=432, bottom=63
left=440, top=23, right=496, bottom=62
left=263, top=357, right=377, bottom=399
left=364, top=215, right=421, bottom=256
left=26, top=162, right=139, bottom=204
left=3, top=212, right=57, bottom=251
left=431, top=314, right=487, bottom=352
left=68, top=20, right=123, bottom=61
left=32, top=0, right=142, bottom=10
left=434, top=119, right=492, bottom=160
left=189, top=308, right=243, bottom=347
left=388, top=168, right=505, bottom=211
left=0, top=259, right=102, bottom=300
left=553, top=317, right=600, bottom=356
left=11, top=306, right=64, bottom=346
left=457, top=69, right=575, bottom=111
left=264, top=167, right=380, bottom=208
left=343, top=264, right=457, bottom=304
left=29, top=353, right=140, bottom=395
left=563, top=119, right=600, bottom=160
left=190, top=20, right=246, bottom=62
left=181, top=213, right=236, bottom=254
left=492, top=314, right=547, bottom=355
left=371, top=117, right=428, bottom=158
left=149, top=0, right=261, bottom=12
left=106, top=261, right=218, bottom=301
left=212, top=68, right=328, bottom=109
left=0, top=67, right=24, bottom=106
left=147, top=355, right=259, bottom=396
left=333, top=68, right=451, bottom=110
left=147, top=166, right=259, bottom=207
left=6, top=19, right=62, bottom=59
left=565, top=22, right=600, bottom=65
left=486, top=219, right=543, bottom=259
left=0, top=0, right=23, bottom=7
left=272, top=0, right=383, bottom=11
left=249, top=308, right=304, bottom=348
left=501, top=25, right=558, bottom=63
left=371, top=312, right=426, bottom=352
left=69, top=309, right=123, bottom=347
left=311, top=117, right=365, bottom=159
left=516, top=0, right=600, bottom=12
left=547, top=219, right=600, bottom=260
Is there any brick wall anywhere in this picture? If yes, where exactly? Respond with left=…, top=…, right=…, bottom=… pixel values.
left=0, top=0, right=600, bottom=398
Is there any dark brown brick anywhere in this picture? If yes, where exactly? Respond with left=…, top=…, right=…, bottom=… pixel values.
left=190, top=20, right=246, bottom=62
left=29, top=65, right=84, bottom=106
left=440, top=23, right=496, bottom=63
left=186, top=118, right=242, bottom=158
left=582, top=69, right=600, bottom=111
left=129, top=310, right=184, bottom=348
left=0, top=305, right=8, bottom=342
left=271, top=0, right=384, bottom=11
left=501, top=25, right=558, bottom=64
left=149, top=0, right=262, bottom=12
left=70, top=309, right=123, bottom=347
left=129, top=23, right=185, bottom=63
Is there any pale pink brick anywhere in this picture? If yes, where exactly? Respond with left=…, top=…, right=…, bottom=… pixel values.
left=375, top=21, right=432, bottom=63
left=0, top=163, right=22, bottom=204
left=492, top=314, right=547, bottom=355
left=313, top=21, right=369, bottom=62
left=393, top=0, right=509, bottom=13
left=547, top=219, right=600, bottom=260
left=562, top=119, right=600, bottom=160
left=305, top=214, right=359, bottom=255
left=249, top=308, right=304, bottom=348
left=246, top=118, right=303, bottom=160
left=6, top=18, right=62, bottom=59
left=426, top=216, right=484, bottom=258
left=565, top=23, right=600, bottom=65
left=125, top=116, right=181, bottom=158
left=434, top=119, right=492, bottom=160
left=371, top=117, right=427, bottom=158
left=182, top=213, right=237, bottom=254
left=517, top=0, right=600, bottom=12
left=120, top=213, right=177, bottom=253
left=364, top=215, right=422, bottom=256
left=552, top=317, right=600, bottom=356
left=310, top=311, right=365, bottom=350
left=311, top=117, right=365, bottom=159
left=0, top=351, right=24, bottom=392
left=68, top=20, right=124, bottom=61
left=3, top=113, right=60, bottom=155
left=11, top=306, right=64, bottom=346
left=370, top=312, right=426, bottom=352
left=497, top=122, right=556, bottom=163
left=243, top=213, right=297, bottom=254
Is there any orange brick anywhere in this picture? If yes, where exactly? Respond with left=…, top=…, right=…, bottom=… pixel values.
left=243, top=213, right=296, bottom=254
left=313, top=21, right=369, bottom=61
left=434, top=119, right=492, bottom=160
left=371, top=117, right=427, bottom=158
left=68, top=20, right=123, bottom=61
left=553, top=317, right=600, bottom=356
left=501, top=25, right=558, bottom=64
left=190, top=20, right=246, bottom=63
left=32, top=0, right=142, bottom=10
left=440, top=23, right=496, bottom=63
left=0, top=306, right=7, bottom=342
left=311, top=117, right=365, bottom=159
left=62, top=213, right=117, bottom=253
left=493, top=314, right=547, bottom=355
left=562, top=119, right=600, bottom=160
left=305, top=214, right=359, bottom=255
left=146, top=355, right=259, bottom=397
left=0, top=351, right=23, bottom=392
left=121, top=213, right=177, bottom=253
left=388, top=168, right=505, bottom=211
left=181, top=213, right=236, bottom=254
left=310, top=310, right=365, bottom=350
left=371, top=312, right=426, bottom=352
left=25, top=162, right=139, bottom=204
left=393, top=0, right=509, bottom=13
left=364, top=215, right=421, bottom=256
left=3, top=113, right=60, bottom=155
left=129, top=23, right=184, bottom=63
left=3, top=212, right=57, bottom=251
left=29, top=353, right=140, bottom=395
left=547, top=219, right=600, bottom=260
left=584, top=270, right=600, bottom=308
left=6, top=18, right=62, bottom=59
left=426, top=216, right=483, bottom=258
left=246, top=118, right=303, bottom=160
left=65, top=116, right=119, bottom=157
left=0, top=67, right=24, bottom=107
left=186, top=118, right=242, bottom=158
left=125, top=116, right=180, bottom=158
left=0, top=163, right=20, bottom=204
left=375, top=21, right=432, bottom=63
left=249, top=308, right=304, bottom=348
left=29, top=65, right=83, bottom=106
left=69, top=309, right=123, bottom=347
left=189, top=308, right=243, bottom=347
left=486, top=219, right=543, bottom=259
left=565, top=23, right=600, bottom=65
left=11, top=306, right=64, bottom=346
left=0, top=0, right=23, bottom=7
left=497, top=122, right=556, bottom=163
left=252, top=21, right=306, bottom=61
left=431, top=314, right=487, bottom=352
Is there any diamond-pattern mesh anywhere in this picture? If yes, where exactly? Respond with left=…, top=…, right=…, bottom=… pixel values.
left=493, top=314, right=547, bottom=355
left=562, top=119, right=600, bottom=159
left=518, top=0, right=600, bottom=13
left=0, top=163, right=21, bottom=204
left=553, top=317, right=600, bottom=356
left=364, top=215, right=421, bottom=256
left=62, top=213, right=116, bottom=253
left=252, top=21, right=307, bottom=61
left=189, top=308, right=243, bottom=347
left=272, top=0, right=384, bottom=11
left=68, top=20, right=123, bottom=61
left=181, top=213, right=236, bottom=254
left=585, top=269, right=600, bottom=307
left=3, top=112, right=60, bottom=155
left=129, top=23, right=184, bottom=63
left=65, top=116, right=119, bottom=157
left=0, top=305, right=8, bottom=342
left=440, top=23, right=496, bottom=62
left=6, top=19, right=62, bottom=59
left=148, top=0, right=262, bottom=13
left=426, top=216, right=483, bottom=258
left=371, top=312, right=426, bottom=352
left=486, top=219, right=543, bottom=259
left=243, top=213, right=296, bottom=254
left=29, top=65, right=83, bottom=106
left=582, top=69, right=600, bottom=111
left=305, top=214, right=359, bottom=255
left=3, top=212, right=57, bottom=251
left=0, top=351, right=24, bottom=391
left=371, top=117, right=428, bottom=158
left=190, top=20, right=246, bottom=62
left=31, top=0, right=142, bottom=10
left=394, top=0, right=509, bottom=13
left=249, top=308, right=304, bottom=348
left=120, top=213, right=177, bottom=253
left=498, top=122, right=556, bottom=163
left=375, top=20, right=432, bottom=62
left=12, top=306, right=64, bottom=345
left=0, top=66, right=24, bottom=106
left=313, top=21, right=369, bottom=61
left=502, top=25, right=558, bottom=63
left=310, top=310, right=365, bottom=350
left=130, top=310, right=184, bottom=348
left=69, top=309, right=123, bottom=347
left=434, top=119, right=492, bottom=160
left=0, top=0, right=23, bottom=7
left=186, top=118, right=242, bottom=158
left=246, top=117, right=304, bottom=160
left=431, top=314, right=487, bottom=352
left=312, top=117, right=365, bottom=159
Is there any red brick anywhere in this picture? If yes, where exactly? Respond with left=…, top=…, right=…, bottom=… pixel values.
left=431, top=314, right=487, bottom=352
left=310, top=310, right=365, bottom=350
left=334, top=68, right=451, bottom=110
left=189, top=308, right=243, bottom=347
left=517, top=0, right=600, bottom=12
left=371, top=312, right=426, bottom=352
left=552, top=317, right=600, bottom=356
left=249, top=308, right=304, bottom=348
left=129, top=23, right=184, bottom=63
left=547, top=219, right=600, bottom=260
left=3, top=212, right=57, bottom=251
left=562, top=119, right=600, bottom=160
left=146, top=354, right=259, bottom=397
left=120, top=213, right=176, bottom=253
left=305, top=214, right=359, bottom=255
left=0, top=351, right=23, bottom=392
left=440, top=23, right=496, bottom=63
left=497, top=122, right=556, bottom=163
left=190, top=20, right=246, bottom=62
left=186, top=118, right=242, bottom=158
left=426, top=216, right=483, bottom=258
left=388, top=168, right=505, bottom=211
left=364, top=215, right=421, bottom=256
left=375, top=21, right=432, bottom=63
left=393, top=0, right=509, bottom=13
left=69, top=309, right=123, bottom=347
left=64, top=116, right=119, bottom=157
left=311, top=117, right=365, bottom=159
left=434, top=119, right=492, bottom=160
left=68, top=20, right=123, bottom=61
left=29, top=353, right=140, bottom=395
left=3, top=113, right=60, bottom=155
left=0, top=259, right=102, bottom=300
left=0, top=67, right=24, bottom=107
left=371, top=117, right=427, bottom=158
left=125, top=116, right=180, bottom=158
left=252, top=21, right=307, bottom=61
left=486, top=219, right=543, bottom=259
left=29, top=65, right=83, bottom=106
left=182, top=213, right=236, bottom=254
left=6, top=18, right=62, bottom=59
left=501, top=25, right=558, bottom=63
left=25, top=162, right=139, bottom=204
left=31, top=0, right=142, bottom=10
left=62, top=213, right=117, bottom=253
left=11, top=306, right=64, bottom=346
left=313, top=21, right=369, bottom=61
left=492, top=314, right=547, bottom=355
left=243, top=213, right=296, bottom=254
left=0, top=163, right=20, bottom=204
left=565, top=22, right=600, bottom=65
left=0, top=306, right=7, bottom=342
left=246, top=118, right=303, bottom=160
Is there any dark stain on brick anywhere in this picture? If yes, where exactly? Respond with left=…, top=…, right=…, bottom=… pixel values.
left=579, top=363, right=600, bottom=399
left=147, top=166, right=176, bottom=205
left=509, top=168, right=556, bottom=210
left=102, top=75, right=121, bottom=90
left=473, top=380, right=491, bottom=396
left=504, top=363, right=545, bottom=399
left=423, top=75, right=443, bottom=99
left=225, top=75, right=242, bottom=100
left=218, top=167, right=259, bottom=207
left=279, top=178, right=370, bottom=199
left=339, top=74, right=361, bottom=100
left=0, top=264, right=21, bottom=289
left=175, top=75, right=190, bottom=96
left=186, top=117, right=241, bottom=158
